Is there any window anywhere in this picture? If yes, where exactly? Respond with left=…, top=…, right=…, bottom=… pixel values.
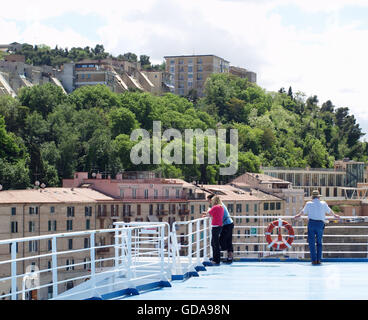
left=276, top=202, right=281, bottom=210
left=9, top=243, right=18, bottom=253
left=29, top=240, right=38, bottom=253
left=132, top=189, right=137, bottom=199
left=197, top=65, right=203, bottom=72
left=68, top=239, right=73, bottom=250
left=67, top=207, right=75, bottom=217
left=66, top=259, right=74, bottom=271
left=149, top=204, right=153, bottom=215
left=165, top=188, right=169, bottom=199
left=48, top=240, right=52, bottom=251
left=191, top=205, right=194, bottom=214
left=246, top=204, right=249, bottom=213
left=236, top=204, right=242, bottom=213
left=84, top=258, right=91, bottom=270
left=48, top=220, right=57, bottom=232
left=11, top=207, right=16, bottom=216
left=50, top=206, right=55, bottom=214
left=254, top=204, right=258, bottom=212
left=144, top=189, right=149, bottom=199
left=227, top=204, right=234, bottom=213
left=84, top=238, right=90, bottom=248
left=188, top=81, right=193, bottom=88
left=188, top=66, right=193, bottom=72
left=176, top=189, right=180, bottom=198
left=120, top=189, right=124, bottom=198
left=264, top=203, right=269, bottom=210
left=11, top=221, right=18, bottom=233
left=170, top=60, right=175, bottom=64
left=29, top=221, right=36, bottom=233
left=86, top=219, right=90, bottom=230
left=85, top=206, right=92, bottom=217
left=270, top=202, right=275, bottom=211
left=66, top=220, right=73, bottom=231
left=197, top=73, right=202, bottom=80
left=154, top=189, right=158, bottom=199
left=111, top=205, right=119, bottom=217
left=197, top=58, right=202, bottom=64
left=29, top=207, right=39, bottom=215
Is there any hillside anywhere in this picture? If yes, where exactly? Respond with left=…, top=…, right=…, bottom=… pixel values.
left=0, top=62, right=366, bottom=189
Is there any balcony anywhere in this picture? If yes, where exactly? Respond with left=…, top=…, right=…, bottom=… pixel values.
left=178, top=209, right=189, bottom=215
left=96, top=247, right=110, bottom=254
left=156, top=210, right=169, bottom=216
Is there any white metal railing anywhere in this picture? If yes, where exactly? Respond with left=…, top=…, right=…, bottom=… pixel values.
left=0, top=223, right=170, bottom=300
left=230, top=215, right=368, bottom=259
left=171, top=218, right=212, bottom=276
left=0, top=215, right=367, bottom=300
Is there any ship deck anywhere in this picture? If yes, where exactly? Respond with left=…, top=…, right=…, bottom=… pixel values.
left=123, top=261, right=368, bottom=300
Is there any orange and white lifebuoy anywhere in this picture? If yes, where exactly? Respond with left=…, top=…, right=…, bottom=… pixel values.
left=265, top=219, right=295, bottom=250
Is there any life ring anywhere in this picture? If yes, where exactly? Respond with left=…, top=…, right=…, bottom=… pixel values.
left=265, top=219, right=295, bottom=250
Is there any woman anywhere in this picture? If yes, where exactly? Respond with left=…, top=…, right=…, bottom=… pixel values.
left=205, top=195, right=224, bottom=265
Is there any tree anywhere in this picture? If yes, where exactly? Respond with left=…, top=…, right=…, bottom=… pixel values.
left=18, top=83, right=66, bottom=118
left=108, top=107, right=139, bottom=138
left=139, top=55, right=151, bottom=67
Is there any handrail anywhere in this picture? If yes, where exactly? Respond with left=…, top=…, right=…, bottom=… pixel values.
left=0, top=215, right=367, bottom=300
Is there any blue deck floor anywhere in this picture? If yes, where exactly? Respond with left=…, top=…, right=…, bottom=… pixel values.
left=124, top=261, right=368, bottom=300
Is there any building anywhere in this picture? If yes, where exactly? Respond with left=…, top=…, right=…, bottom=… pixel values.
left=229, top=66, right=257, bottom=83
left=141, top=70, right=173, bottom=95
left=62, top=171, right=209, bottom=225
left=0, top=187, right=116, bottom=299
left=262, top=159, right=367, bottom=199
left=0, top=59, right=65, bottom=97
left=164, top=54, right=230, bottom=97
left=229, top=172, right=304, bottom=217
left=59, top=58, right=157, bottom=94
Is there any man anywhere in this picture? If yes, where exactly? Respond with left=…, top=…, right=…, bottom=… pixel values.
left=207, top=194, right=234, bottom=263
left=294, top=190, right=340, bottom=265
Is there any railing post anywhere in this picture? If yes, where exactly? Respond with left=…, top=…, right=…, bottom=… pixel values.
left=126, top=228, right=132, bottom=282
left=52, top=236, right=58, bottom=298
left=114, top=227, right=119, bottom=269
left=11, top=241, right=17, bottom=300
left=196, top=219, right=200, bottom=265
left=203, top=218, right=208, bottom=259
left=160, top=225, right=165, bottom=280
left=188, top=223, right=193, bottom=266
left=90, top=231, right=96, bottom=290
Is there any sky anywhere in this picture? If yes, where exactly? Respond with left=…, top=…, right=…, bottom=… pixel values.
left=1, top=0, right=368, bottom=140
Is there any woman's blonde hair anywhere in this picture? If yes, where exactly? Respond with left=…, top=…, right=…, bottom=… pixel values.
left=212, top=195, right=222, bottom=206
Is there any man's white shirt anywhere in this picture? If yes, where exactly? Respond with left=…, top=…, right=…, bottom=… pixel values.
left=301, top=199, right=332, bottom=221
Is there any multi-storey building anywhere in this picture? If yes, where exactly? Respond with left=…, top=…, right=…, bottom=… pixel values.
left=164, top=54, right=230, bottom=97
left=0, top=187, right=115, bottom=299
left=62, top=171, right=209, bottom=225
left=229, top=172, right=304, bottom=217
left=229, top=66, right=257, bottom=83
left=141, top=70, right=173, bottom=95
left=59, top=58, right=156, bottom=94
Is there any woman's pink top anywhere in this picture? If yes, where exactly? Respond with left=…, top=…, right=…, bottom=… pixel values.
left=208, top=205, right=224, bottom=227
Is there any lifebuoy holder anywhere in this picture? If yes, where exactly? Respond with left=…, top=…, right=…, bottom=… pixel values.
left=265, top=218, right=295, bottom=250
